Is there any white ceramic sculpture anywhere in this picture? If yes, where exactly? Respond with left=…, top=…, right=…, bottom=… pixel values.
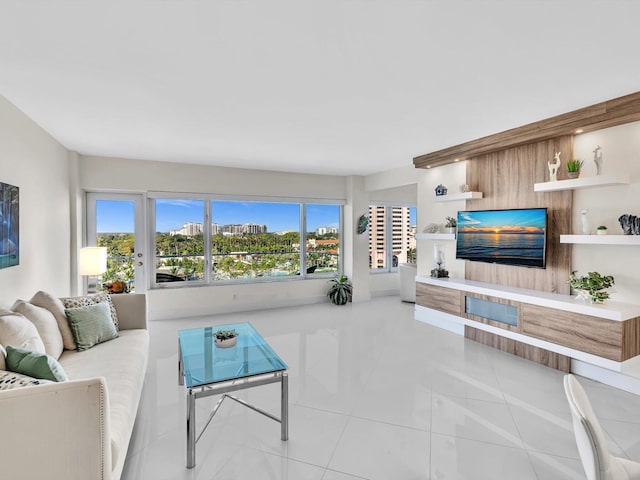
left=593, top=145, right=603, bottom=175
left=581, top=209, right=591, bottom=235
left=548, top=151, right=561, bottom=181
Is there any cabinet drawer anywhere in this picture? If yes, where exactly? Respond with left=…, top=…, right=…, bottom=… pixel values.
left=521, top=303, right=622, bottom=361
left=416, top=283, right=462, bottom=316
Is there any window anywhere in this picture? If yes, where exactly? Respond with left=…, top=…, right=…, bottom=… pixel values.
left=368, top=205, right=416, bottom=272
left=155, top=199, right=205, bottom=283
left=211, top=201, right=300, bottom=280
left=150, top=195, right=342, bottom=286
left=306, top=204, right=340, bottom=275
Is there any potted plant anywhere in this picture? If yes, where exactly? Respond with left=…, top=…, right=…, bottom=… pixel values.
left=327, top=275, right=352, bottom=305
left=566, top=159, right=584, bottom=179
left=445, top=216, right=457, bottom=234
left=568, top=271, right=615, bottom=303
left=597, top=225, right=608, bottom=235
left=213, top=329, right=238, bottom=348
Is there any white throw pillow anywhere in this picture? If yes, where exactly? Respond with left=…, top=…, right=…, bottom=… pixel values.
left=12, top=300, right=64, bottom=359
left=30, top=291, right=76, bottom=350
left=0, top=369, right=53, bottom=390
left=0, top=311, right=46, bottom=354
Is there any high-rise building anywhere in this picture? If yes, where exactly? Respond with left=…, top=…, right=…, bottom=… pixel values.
left=368, top=206, right=413, bottom=269
left=169, top=222, right=203, bottom=236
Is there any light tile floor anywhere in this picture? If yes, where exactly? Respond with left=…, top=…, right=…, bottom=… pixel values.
left=121, top=296, right=640, bottom=480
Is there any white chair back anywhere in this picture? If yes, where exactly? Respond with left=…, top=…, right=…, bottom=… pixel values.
left=564, top=374, right=613, bottom=480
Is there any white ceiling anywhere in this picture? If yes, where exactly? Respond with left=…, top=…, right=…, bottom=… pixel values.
left=1, top=0, right=639, bottom=176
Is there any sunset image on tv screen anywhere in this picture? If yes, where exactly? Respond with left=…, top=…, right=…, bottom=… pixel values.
left=456, top=208, right=546, bottom=268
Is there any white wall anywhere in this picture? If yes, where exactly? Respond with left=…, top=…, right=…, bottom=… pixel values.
left=366, top=166, right=421, bottom=297
left=0, top=95, right=71, bottom=306
left=79, top=155, right=352, bottom=319
left=416, top=162, right=467, bottom=278
left=572, top=121, right=640, bottom=304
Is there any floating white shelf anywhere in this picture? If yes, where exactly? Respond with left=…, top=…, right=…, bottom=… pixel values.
left=560, top=234, right=640, bottom=245
left=433, top=191, right=483, bottom=202
left=415, top=233, right=455, bottom=240
left=534, top=174, right=630, bottom=192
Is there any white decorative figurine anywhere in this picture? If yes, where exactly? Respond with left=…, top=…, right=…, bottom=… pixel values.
left=593, top=145, right=603, bottom=175
left=581, top=209, right=591, bottom=235
left=548, top=151, right=561, bottom=181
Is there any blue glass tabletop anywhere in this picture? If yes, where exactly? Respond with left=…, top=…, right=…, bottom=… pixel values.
left=178, top=322, right=287, bottom=388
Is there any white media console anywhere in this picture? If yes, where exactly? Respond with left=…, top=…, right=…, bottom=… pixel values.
left=415, top=276, right=640, bottom=394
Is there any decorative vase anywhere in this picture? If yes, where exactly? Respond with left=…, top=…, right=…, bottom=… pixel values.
left=597, top=229, right=607, bottom=235
left=575, top=289, right=594, bottom=304
left=567, top=172, right=580, bottom=179
left=446, top=227, right=455, bottom=235
left=581, top=210, right=591, bottom=235
left=215, top=337, right=238, bottom=348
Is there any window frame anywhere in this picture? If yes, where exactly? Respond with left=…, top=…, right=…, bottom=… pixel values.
left=368, top=202, right=416, bottom=274
left=148, top=192, right=344, bottom=288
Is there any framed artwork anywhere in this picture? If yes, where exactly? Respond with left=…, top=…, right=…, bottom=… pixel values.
left=0, top=181, right=19, bottom=269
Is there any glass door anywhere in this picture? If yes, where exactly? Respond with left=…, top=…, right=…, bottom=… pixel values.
left=86, top=193, right=146, bottom=293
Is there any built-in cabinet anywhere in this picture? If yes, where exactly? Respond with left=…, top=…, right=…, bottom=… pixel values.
left=415, top=276, right=640, bottom=371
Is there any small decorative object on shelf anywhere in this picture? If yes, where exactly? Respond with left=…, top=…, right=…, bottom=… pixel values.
left=618, top=214, right=640, bottom=235
left=568, top=271, right=615, bottom=304
left=430, top=244, right=449, bottom=278
left=444, top=216, right=457, bottom=234
left=435, top=184, right=448, bottom=196
left=459, top=184, right=470, bottom=193
left=357, top=213, right=368, bottom=234
left=214, top=329, right=238, bottom=348
left=566, top=159, right=584, bottom=179
left=327, top=275, right=352, bottom=305
left=596, top=225, right=608, bottom=235
left=593, top=145, right=603, bottom=175
left=581, top=209, right=591, bottom=235
left=548, top=151, right=561, bottom=181
left=423, top=223, right=439, bottom=233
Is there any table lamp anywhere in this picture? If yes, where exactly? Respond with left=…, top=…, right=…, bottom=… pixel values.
left=79, top=246, right=107, bottom=293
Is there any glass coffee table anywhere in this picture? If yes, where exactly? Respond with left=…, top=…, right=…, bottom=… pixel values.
left=178, top=322, right=288, bottom=468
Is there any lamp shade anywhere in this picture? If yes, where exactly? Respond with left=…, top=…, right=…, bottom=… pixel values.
left=79, top=247, right=107, bottom=275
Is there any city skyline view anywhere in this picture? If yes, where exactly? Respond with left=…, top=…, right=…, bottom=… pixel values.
left=97, top=199, right=416, bottom=234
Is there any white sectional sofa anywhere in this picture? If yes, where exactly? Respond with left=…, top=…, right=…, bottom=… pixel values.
left=0, top=293, right=149, bottom=480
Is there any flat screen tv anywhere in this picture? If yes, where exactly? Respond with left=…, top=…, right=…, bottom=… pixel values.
left=456, top=208, right=547, bottom=268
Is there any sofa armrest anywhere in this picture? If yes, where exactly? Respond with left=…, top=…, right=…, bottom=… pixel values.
left=0, top=378, right=112, bottom=480
left=110, top=293, right=147, bottom=331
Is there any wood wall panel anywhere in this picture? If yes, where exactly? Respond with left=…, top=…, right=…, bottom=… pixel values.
left=416, top=283, right=462, bottom=316
left=521, top=303, right=624, bottom=361
left=465, top=325, right=571, bottom=372
left=465, top=137, right=572, bottom=294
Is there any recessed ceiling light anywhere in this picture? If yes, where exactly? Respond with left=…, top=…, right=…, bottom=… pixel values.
left=454, top=158, right=460, bottom=162
left=575, top=129, right=584, bottom=134
left=426, top=165, right=432, bottom=169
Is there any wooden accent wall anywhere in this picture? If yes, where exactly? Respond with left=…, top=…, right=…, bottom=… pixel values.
left=465, top=137, right=573, bottom=294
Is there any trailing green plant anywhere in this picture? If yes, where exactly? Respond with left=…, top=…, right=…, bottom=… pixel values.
left=597, top=225, right=607, bottom=230
left=445, top=216, right=457, bottom=228
left=213, top=329, right=237, bottom=340
left=566, top=159, right=584, bottom=173
left=327, top=275, right=353, bottom=305
left=568, top=271, right=615, bottom=303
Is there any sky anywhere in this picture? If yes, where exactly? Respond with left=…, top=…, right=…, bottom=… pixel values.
left=97, top=199, right=416, bottom=233
left=457, top=208, right=546, bottom=233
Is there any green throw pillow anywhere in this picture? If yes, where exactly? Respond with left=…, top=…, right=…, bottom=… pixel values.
left=5, top=345, right=68, bottom=382
left=65, top=301, right=118, bottom=352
